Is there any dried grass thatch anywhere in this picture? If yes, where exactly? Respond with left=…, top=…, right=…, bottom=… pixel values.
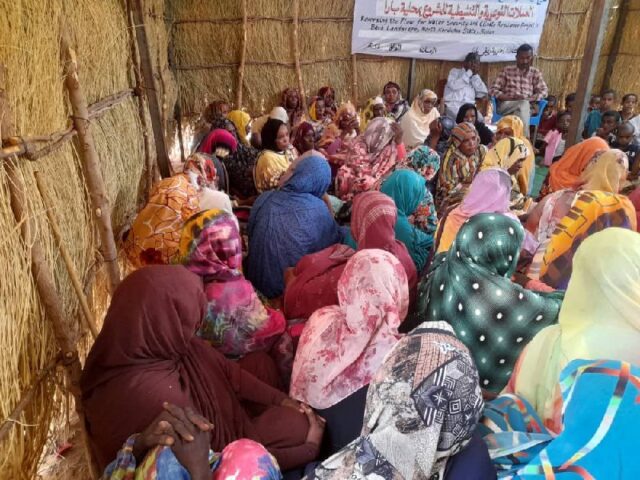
left=170, top=0, right=638, bottom=119
left=0, top=0, right=154, bottom=477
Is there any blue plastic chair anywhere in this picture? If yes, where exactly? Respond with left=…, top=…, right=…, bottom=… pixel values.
left=491, top=97, right=548, bottom=129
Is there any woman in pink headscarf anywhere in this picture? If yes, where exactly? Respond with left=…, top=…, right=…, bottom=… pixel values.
left=435, top=168, right=513, bottom=253
left=289, top=249, right=408, bottom=409
left=283, top=191, right=417, bottom=321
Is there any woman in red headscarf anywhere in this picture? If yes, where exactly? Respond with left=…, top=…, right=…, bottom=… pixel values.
left=81, top=266, right=323, bottom=471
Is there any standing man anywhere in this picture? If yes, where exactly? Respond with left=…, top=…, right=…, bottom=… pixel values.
left=443, top=52, right=488, bottom=120
left=490, top=44, right=548, bottom=133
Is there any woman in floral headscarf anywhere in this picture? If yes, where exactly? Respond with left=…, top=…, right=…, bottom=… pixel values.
left=179, top=209, right=286, bottom=358
left=317, top=102, right=360, bottom=169
left=436, top=121, right=487, bottom=211
left=123, top=156, right=211, bottom=268
left=400, top=89, right=440, bottom=149
left=290, top=250, right=408, bottom=410
left=335, top=117, right=402, bottom=201
left=401, top=145, right=441, bottom=235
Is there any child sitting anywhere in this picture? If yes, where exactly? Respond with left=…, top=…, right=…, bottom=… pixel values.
left=535, top=95, right=557, bottom=146
left=583, top=89, right=617, bottom=138
left=612, top=121, right=640, bottom=181
left=541, top=110, right=571, bottom=166
left=595, top=110, right=621, bottom=144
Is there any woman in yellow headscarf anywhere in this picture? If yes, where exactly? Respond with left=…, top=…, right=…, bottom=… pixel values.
left=481, top=136, right=531, bottom=211
left=494, top=115, right=535, bottom=195
left=505, top=228, right=640, bottom=434
left=227, top=110, right=251, bottom=146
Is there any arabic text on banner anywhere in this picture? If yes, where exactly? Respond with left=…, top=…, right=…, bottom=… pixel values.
left=351, top=0, right=550, bottom=62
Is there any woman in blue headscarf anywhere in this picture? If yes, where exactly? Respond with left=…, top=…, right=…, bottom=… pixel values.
left=247, top=154, right=344, bottom=299
left=380, top=169, right=434, bottom=272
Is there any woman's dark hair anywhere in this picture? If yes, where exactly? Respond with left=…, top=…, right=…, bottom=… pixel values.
left=623, top=93, right=638, bottom=103
left=455, top=103, right=479, bottom=125
left=261, top=118, right=287, bottom=152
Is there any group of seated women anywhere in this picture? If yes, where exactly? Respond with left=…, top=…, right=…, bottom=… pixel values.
left=97, top=82, right=640, bottom=479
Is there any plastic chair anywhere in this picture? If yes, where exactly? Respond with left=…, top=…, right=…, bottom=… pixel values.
left=491, top=97, right=548, bottom=133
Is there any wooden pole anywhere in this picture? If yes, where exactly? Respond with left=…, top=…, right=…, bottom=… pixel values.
left=34, top=170, right=99, bottom=339
left=603, top=0, right=628, bottom=91
left=61, top=31, right=121, bottom=294
left=351, top=54, right=358, bottom=107
left=566, top=0, right=613, bottom=147
left=127, top=4, right=155, bottom=196
left=292, top=0, right=305, bottom=106
left=130, top=0, right=171, bottom=178
left=407, top=58, right=417, bottom=102
left=236, top=0, right=248, bottom=109
left=174, top=103, right=186, bottom=162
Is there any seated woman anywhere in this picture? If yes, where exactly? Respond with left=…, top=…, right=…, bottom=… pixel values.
left=400, top=145, right=441, bottom=235
left=208, top=116, right=260, bottom=201
left=335, top=117, right=402, bottom=201
left=283, top=191, right=417, bottom=321
left=503, top=228, right=640, bottom=435
left=382, top=81, right=410, bottom=121
left=359, top=96, right=385, bottom=130
left=198, top=128, right=239, bottom=193
left=531, top=151, right=636, bottom=289
left=527, top=149, right=632, bottom=281
left=317, top=86, right=337, bottom=120
left=380, top=169, right=434, bottom=272
left=310, top=320, right=487, bottom=479
left=82, top=266, right=323, bottom=472
left=179, top=209, right=285, bottom=358
left=317, top=102, right=360, bottom=168
left=308, top=96, right=331, bottom=139
left=290, top=249, right=408, bottom=410
left=292, top=121, right=316, bottom=156
left=494, top=115, right=535, bottom=196
left=412, top=214, right=563, bottom=394
left=482, top=359, right=640, bottom=478
left=481, top=136, right=531, bottom=212
left=399, top=89, right=440, bottom=149
left=425, top=115, right=456, bottom=159
left=227, top=109, right=251, bottom=146
left=254, top=117, right=296, bottom=193
left=437, top=122, right=487, bottom=211
left=435, top=169, right=513, bottom=253
left=456, top=102, right=494, bottom=146
left=124, top=156, right=213, bottom=268
left=543, top=136, right=609, bottom=194
left=102, top=403, right=285, bottom=480
left=247, top=155, right=344, bottom=300
left=281, top=87, right=305, bottom=129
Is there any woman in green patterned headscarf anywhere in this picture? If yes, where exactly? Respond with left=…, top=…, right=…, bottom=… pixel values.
left=413, top=213, right=563, bottom=393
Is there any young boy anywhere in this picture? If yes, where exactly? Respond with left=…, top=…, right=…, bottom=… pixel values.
left=583, top=90, right=617, bottom=138
left=595, top=110, right=621, bottom=144
left=612, top=121, right=640, bottom=180
left=620, top=93, right=640, bottom=141
left=541, top=110, right=571, bottom=166
left=588, top=94, right=601, bottom=113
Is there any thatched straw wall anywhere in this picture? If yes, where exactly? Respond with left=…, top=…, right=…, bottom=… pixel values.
left=169, top=0, right=638, bottom=119
left=0, top=0, right=167, bottom=477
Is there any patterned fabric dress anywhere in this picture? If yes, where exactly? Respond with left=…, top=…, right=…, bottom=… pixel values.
left=309, top=321, right=484, bottom=479
left=414, top=214, right=564, bottom=393
left=102, top=437, right=282, bottom=480
left=179, top=209, right=286, bottom=357
left=479, top=359, right=640, bottom=479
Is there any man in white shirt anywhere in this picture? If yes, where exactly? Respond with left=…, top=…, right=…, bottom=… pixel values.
left=443, top=52, right=488, bottom=120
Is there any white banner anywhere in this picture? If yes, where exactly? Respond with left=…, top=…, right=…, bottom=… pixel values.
left=351, top=0, right=550, bottom=62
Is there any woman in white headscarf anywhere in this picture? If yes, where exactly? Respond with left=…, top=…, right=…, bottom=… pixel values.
left=400, top=89, right=440, bottom=149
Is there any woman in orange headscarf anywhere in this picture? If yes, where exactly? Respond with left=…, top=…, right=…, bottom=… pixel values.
left=545, top=137, right=609, bottom=193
